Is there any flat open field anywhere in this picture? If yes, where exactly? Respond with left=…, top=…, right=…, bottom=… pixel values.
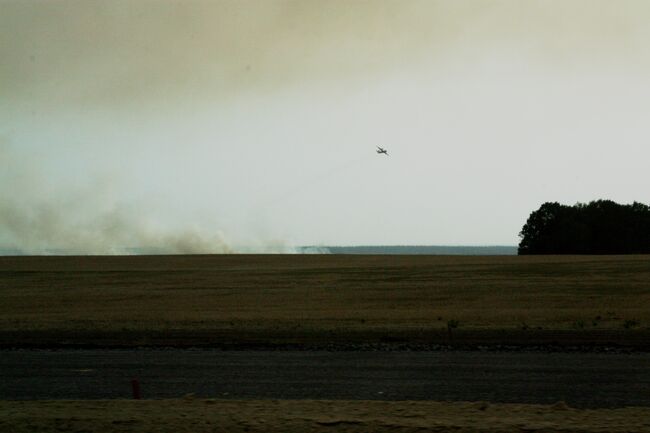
left=2, top=399, right=650, bottom=433
left=1, top=255, right=649, bottom=347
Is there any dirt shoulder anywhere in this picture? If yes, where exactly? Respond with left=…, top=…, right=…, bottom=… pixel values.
left=2, top=399, right=649, bottom=433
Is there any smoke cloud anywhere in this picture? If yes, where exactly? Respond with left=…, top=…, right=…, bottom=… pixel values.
left=0, top=140, right=304, bottom=254
left=0, top=200, right=233, bottom=255
left=2, top=1, right=650, bottom=249
left=4, top=0, right=649, bottom=111
left=0, top=139, right=233, bottom=254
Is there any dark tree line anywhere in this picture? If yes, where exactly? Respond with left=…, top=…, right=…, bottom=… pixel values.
left=518, top=200, right=650, bottom=254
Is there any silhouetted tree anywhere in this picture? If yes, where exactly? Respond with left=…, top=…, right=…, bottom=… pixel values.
left=518, top=200, right=650, bottom=254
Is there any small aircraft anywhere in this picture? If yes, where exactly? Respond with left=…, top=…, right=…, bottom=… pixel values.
left=376, top=146, right=388, bottom=155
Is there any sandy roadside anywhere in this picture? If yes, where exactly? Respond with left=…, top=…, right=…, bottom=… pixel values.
left=1, top=399, right=649, bottom=433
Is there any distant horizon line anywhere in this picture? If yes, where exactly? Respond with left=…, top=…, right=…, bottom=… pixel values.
left=304, top=244, right=517, bottom=247
left=300, top=245, right=518, bottom=255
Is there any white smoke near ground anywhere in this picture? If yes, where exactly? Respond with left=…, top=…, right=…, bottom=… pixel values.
left=0, top=198, right=304, bottom=255
left=0, top=192, right=234, bottom=255
left=0, top=140, right=300, bottom=255
left=296, top=246, right=331, bottom=254
left=0, top=200, right=232, bottom=255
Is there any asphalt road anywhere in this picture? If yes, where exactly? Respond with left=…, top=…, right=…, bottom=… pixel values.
left=1, top=349, right=649, bottom=408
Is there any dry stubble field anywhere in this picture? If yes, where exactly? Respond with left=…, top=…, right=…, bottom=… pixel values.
left=0, top=254, right=649, bottom=347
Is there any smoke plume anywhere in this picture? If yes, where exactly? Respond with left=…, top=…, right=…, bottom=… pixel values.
left=3, top=1, right=650, bottom=248
left=1, top=140, right=247, bottom=255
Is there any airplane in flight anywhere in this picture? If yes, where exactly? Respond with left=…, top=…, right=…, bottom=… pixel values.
left=376, top=146, right=388, bottom=155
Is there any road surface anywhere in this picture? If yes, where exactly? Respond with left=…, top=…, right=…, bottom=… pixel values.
left=1, top=349, right=649, bottom=408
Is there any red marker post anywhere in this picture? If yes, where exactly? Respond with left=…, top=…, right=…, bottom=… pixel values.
left=131, top=378, right=141, bottom=399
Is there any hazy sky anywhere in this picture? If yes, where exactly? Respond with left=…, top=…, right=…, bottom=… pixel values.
left=2, top=0, right=650, bottom=253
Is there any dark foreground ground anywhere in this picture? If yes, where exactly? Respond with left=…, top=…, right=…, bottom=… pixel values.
left=2, top=349, right=649, bottom=408
left=3, top=399, right=650, bottom=433
left=3, top=255, right=650, bottom=432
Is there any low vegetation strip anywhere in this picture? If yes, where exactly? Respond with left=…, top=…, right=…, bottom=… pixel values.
left=1, top=255, right=649, bottom=348
left=1, top=399, right=649, bottom=433
left=2, top=328, right=649, bottom=350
